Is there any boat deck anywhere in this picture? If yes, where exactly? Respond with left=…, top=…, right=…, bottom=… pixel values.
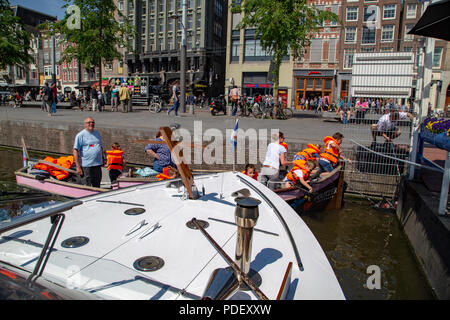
left=0, top=172, right=344, bottom=300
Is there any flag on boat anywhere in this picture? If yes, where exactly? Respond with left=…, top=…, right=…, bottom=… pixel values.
left=22, top=144, right=28, bottom=168
left=230, top=119, right=239, bottom=151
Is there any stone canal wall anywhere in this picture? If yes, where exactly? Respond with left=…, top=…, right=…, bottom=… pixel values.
left=396, top=178, right=450, bottom=299
left=0, top=118, right=399, bottom=196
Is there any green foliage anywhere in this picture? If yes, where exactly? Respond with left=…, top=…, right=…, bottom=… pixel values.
left=231, top=0, right=339, bottom=90
left=0, top=0, right=32, bottom=70
left=45, top=0, right=135, bottom=72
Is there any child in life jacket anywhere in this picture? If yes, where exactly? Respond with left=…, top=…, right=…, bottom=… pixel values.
left=106, top=143, right=126, bottom=183
left=284, top=160, right=316, bottom=192
left=156, top=166, right=178, bottom=181
left=319, top=132, right=351, bottom=177
left=242, top=164, right=258, bottom=180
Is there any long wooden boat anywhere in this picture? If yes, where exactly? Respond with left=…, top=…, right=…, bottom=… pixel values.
left=274, top=165, right=345, bottom=214
left=16, top=166, right=222, bottom=198
left=15, top=167, right=111, bottom=198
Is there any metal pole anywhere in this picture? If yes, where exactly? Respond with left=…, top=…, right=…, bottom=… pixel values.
left=438, top=152, right=450, bottom=216
left=180, top=0, right=187, bottom=114
left=51, top=34, right=56, bottom=85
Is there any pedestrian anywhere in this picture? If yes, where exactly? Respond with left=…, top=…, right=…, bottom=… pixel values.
left=50, top=83, right=57, bottom=114
left=97, top=89, right=103, bottom=112
left=111, top=85, right=119, bottom=111
left=73, top=117, right=104, bottom=188
left=259, top=132, right=292, bottom=190
left=43, top=83, right=53, bottom=116
left=40, top=87, right=46, bottom=111
left=229, top=85, right=240, bottom=116
left=168, top=80, right=180, bottom=116
left=91, top=86, right=98, bottom=112
left=119, top=83, right=130, bottom=113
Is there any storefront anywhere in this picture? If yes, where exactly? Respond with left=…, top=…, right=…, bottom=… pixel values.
left=293, top=70, right=335, bottom=109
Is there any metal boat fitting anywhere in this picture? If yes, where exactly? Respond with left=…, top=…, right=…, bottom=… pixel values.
left=234, top=197, right=261, bottom=285
left=202, top=267, right=239, bottom=300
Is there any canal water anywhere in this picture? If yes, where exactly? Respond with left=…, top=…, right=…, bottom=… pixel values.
left=0, top=147, right=435, bottom=299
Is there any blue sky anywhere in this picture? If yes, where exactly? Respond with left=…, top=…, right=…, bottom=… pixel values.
left=9, top=0, right=68, bottom=19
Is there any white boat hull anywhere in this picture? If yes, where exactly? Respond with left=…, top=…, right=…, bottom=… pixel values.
left=0, top=172, right=345, bottom=300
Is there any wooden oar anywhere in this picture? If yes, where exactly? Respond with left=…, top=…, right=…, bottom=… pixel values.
left=34, top=159, right=78, bottom=175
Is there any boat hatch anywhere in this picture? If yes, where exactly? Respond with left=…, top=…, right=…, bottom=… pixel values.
left=133, top=256, right=165, bottom=272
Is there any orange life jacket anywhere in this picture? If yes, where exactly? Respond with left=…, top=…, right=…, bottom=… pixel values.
left=156, top=173, right=172, bottom=181
left=34, top=155, right=74, bottom=180
left=320, top=136, right=340, bottom=165
left=242, top=170, right=258, bottom=180
left=293, top=144, right=320, bottom=167
left=280, top=142, right=288, bottom=152
left=106, top=149, right=124, bottom=171
left=157, top=166, right=176, bottom=181
left=285, top=163, right=310, bottom=183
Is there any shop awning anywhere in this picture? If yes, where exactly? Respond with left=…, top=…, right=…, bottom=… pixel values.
left=408, top=0, right=450, bottom=41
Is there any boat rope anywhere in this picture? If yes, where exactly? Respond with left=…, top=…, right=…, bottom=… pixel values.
left=349, top=139, right=444, bottom=173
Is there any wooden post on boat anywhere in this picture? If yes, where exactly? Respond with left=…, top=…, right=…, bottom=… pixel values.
left=159, top=126, right=196, bottom=199
left=325, top=162, right=346, bottom=211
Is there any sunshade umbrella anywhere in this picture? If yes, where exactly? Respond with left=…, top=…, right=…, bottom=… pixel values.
left=408, top=0, right=450, bottom=41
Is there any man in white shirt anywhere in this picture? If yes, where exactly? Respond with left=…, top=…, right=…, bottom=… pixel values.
left=371, top=110, right=413, bottom=142
left=259, top=132, right=293, bottom=190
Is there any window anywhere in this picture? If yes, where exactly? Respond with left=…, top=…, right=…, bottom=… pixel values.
left=244, top=38, right=270, bottom=61
left=404, top=24, right=414, bottom=41
left=168, top=18, right=174, bottom=32
left=309, top=39, right=322, bottom=63
left=346, top=7, right=358, bottom=21
left=380, top=47, right=393, bottom=52
left=231, top=39, right=240, bottom=61
left=68, top=71, right=72, bottom=82
left=381, top=25, right=394, bottom=42
left=63, top=71, right=67, bottom=81
left=345, top=27, right=357, bottom=43
left=187, top=15, right=193, bottom=29
left=74, top=70, right=78, bottom=82
left=364, top=6, right=378, bottom=22
left=168, top=0, right=175, bottom=11
left=406, top=4, right=416, bottom=19
left=344, top=49, right=355, bottom=69
left=118, top=1, right=124, bottom=11
left=433, top=47, right=443, bottom=68
left=361, top=47, right=375, bottom=52
left=362, top=26, right=376, bottom=44
left=403, top=47, right=412, bottom=52
left=159, top=1, right=164, bottom=12
left=383, top=4, right=396, bottom=19
left=44, top=53, right=49, bottom=64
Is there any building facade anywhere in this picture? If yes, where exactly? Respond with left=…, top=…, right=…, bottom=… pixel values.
left=123, top=0, right=227, bottom=97
left=293, top=0, right=341, bottom=108
left=0, top=6, right=57, bottom=90
left=225, top=0, right=295, bottom=108
left=337, top=0, right=447, bottom=108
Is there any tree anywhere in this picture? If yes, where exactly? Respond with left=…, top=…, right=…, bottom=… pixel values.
left=45, top=0, right=135, bottom=93
left=0, top=0, right=32, bottom=71
left=232, top=0, right=339, bottom=119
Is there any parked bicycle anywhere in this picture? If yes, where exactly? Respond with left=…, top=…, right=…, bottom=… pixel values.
left=149, top=95, right=167, bottom=113
left=261, top=104, right=293, bottom=120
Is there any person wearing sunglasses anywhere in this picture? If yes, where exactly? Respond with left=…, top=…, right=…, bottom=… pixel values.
left=73, top=117, right=104, bottom=187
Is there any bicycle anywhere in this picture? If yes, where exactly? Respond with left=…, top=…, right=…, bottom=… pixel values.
left=149, top=95, right=166, bottom=113
left=261, top=104, right=293, bottom=120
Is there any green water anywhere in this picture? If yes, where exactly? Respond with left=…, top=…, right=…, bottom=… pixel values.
left=0, top=148, right=435, bottom=299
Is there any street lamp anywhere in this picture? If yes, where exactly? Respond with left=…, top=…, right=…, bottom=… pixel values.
left=169, top=0, right=189, bottom=114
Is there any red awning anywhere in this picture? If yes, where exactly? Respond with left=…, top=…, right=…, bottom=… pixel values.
left=91, top=80, right=109, bottom=88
